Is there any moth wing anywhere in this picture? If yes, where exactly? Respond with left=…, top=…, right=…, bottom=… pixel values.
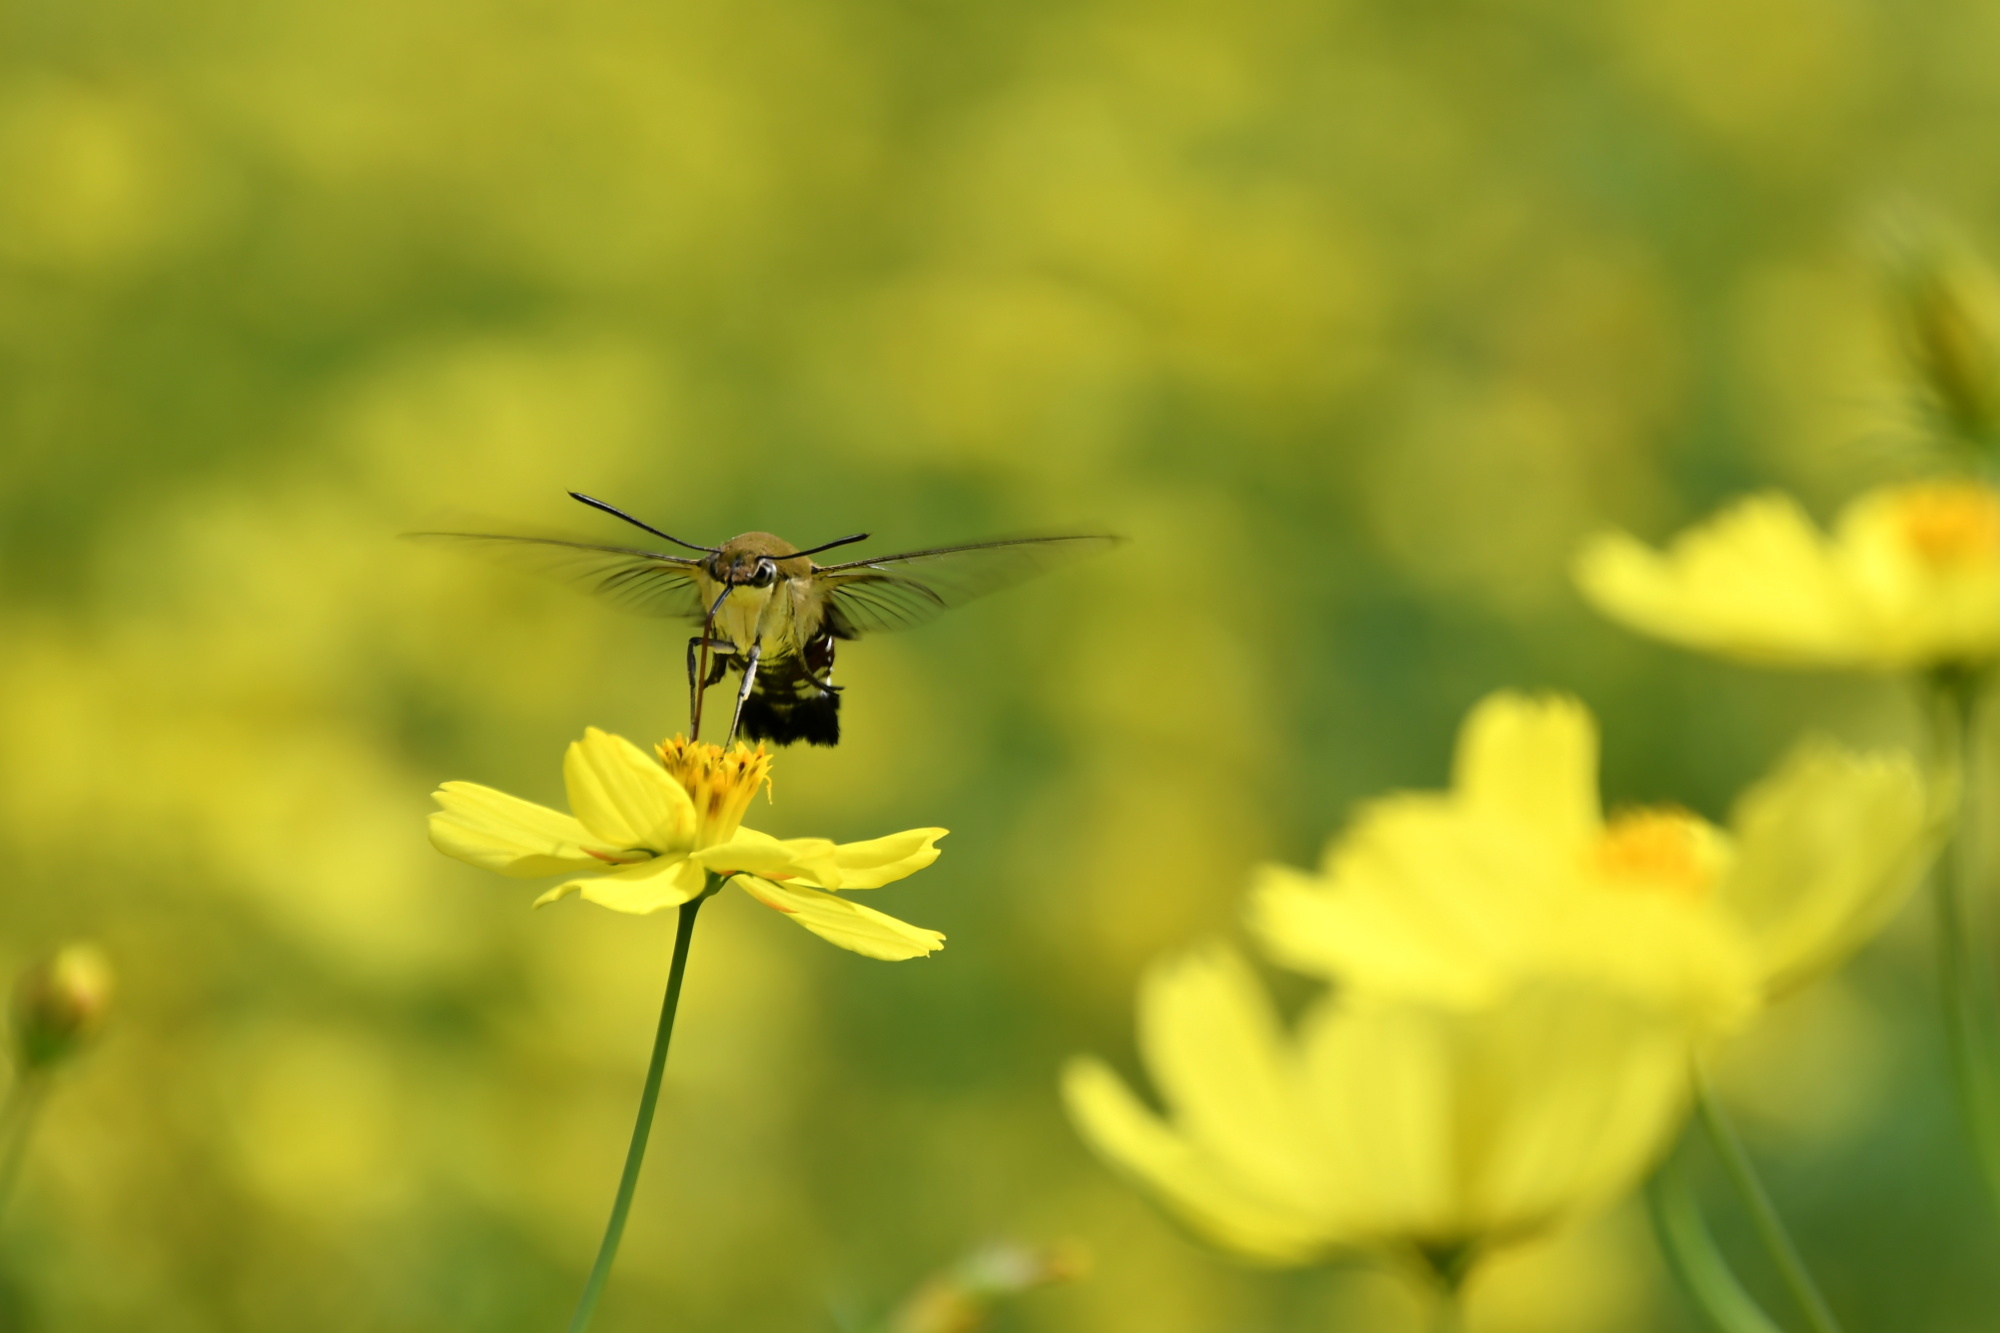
left=408, top=531, right=707, bottom=620
left=815, top=534, right=1120, bottom=638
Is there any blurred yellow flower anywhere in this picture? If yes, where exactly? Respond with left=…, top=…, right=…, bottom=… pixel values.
left=1062, top=946, right=1692, bottom=1270
left=430, top=729, right=948, bottom=959
left=1574, top=481, right=2000, bottom=672
left=1249, top=693, right=1933, bottom=1021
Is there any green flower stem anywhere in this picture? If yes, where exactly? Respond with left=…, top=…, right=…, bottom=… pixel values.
left=0, top=1075, right=47, bottom=1221
left=1645, top=1150, right=1784, bottom=1333
left=1415, top=1248, right=1472, bottom=1333
left=1428, top=1287, right=1464, bottom=1333
left=1693, top=1070, right=1842, bottom=1333
left=567, top=887, right=711, bottom=1333
left=1928, top=674, right=2000, bottom=1217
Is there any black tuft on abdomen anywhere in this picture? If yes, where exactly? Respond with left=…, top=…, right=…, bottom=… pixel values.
left=739, top=689, right=840, bottom=747
left=737, top=641, right=841, bottom=747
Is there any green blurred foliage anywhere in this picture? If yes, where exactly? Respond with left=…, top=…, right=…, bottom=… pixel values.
left=3, top=0, right=2000, bottom=1327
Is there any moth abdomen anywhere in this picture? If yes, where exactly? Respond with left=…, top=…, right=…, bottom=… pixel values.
left=737, top=648, right=842, bottom=747
left=738, top=689, right=841, bottom=747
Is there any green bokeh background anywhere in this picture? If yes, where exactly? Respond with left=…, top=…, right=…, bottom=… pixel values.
left=4, top=0, right=2000, bottom=1327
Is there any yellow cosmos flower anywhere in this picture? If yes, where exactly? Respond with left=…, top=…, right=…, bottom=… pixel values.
left=1063, top=946, right=1693, bottom=1270
left=1249, top=694, right=1934, bottom=1024
left=429, top=728, right=948, bottom=960
left=1575, top=480, right=2000, bottom=672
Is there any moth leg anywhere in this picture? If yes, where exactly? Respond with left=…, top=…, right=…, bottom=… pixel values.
left=685, top=636, right=734, bottom=738
left=726, top=645, right=762, bottom=746
left=796, top=667, right=839, bottom=694
left=798, top=632, right=839, bottom=695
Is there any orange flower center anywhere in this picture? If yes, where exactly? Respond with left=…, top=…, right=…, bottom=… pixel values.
left=1592, top=809, right=1721, bottom=900
left=656, top=734, right=772, bottom=845
left=1894, top=481, right=2000, bottom=569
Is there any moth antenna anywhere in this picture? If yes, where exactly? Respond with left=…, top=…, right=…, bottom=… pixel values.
left=569, top=492, right=718, bottom=553
left=793, top=532, right=870, bottom=559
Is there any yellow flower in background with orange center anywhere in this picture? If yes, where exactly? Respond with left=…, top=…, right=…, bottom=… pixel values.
left=1574, top=479, right=2000, bottom=672
left=1898, top=482, right=2000, bottom=565
left=429, top=729, right=948, bottom=959
left=1592, top=808, right=1729, bottom=900
left=1248, top=693, right=1936, bottom=1025
left=1062, top=945, right=1694, bottom=1272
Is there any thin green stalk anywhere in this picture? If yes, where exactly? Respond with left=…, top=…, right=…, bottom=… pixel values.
left=1693, top=1071, right=1841, bottom=1333
left=1644, top=1150, right=1784, bottom=1333
left=1412, top=1246, right=1472, bottom=1333
left=0, top=1076, right=47, bottom=1221
left=1928, top=675, right=2000, bottom=1216
left=1429, top=1286, right=1464, bottom=1333
left=567, top=890, right=710, bottom=1333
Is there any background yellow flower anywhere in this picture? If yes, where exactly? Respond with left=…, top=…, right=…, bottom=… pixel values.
left=1064, top=946, right=1693, bottom=1273
left=1576, top=481, right=2000, bottom=672
left=1250, top=694, right=1932, bottom=1024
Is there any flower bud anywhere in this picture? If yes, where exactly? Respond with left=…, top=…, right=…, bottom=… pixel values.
left=12, top=945, right=114, bottom=1073
left=1890, top=229, right=2000, bottom=454
left=887, top=1241, right=1089, bottom=1333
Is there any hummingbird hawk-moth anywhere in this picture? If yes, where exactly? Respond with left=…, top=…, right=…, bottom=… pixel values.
left=418, top=493, right=1118, bottom=747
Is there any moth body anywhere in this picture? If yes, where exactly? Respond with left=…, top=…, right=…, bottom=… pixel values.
left=416, top=496, right=1118, bottom=748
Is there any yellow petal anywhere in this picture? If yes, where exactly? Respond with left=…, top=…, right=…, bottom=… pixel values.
left=1719, top=740, right=1935, bottom=997
left=429, top=782, right=599, bottom=877
left=816, top=828, right=948, bottom=888
left=696, top=827, right=945, bottom=889
left=690, top=829, right=838, bottom=880
left=563, top=728, right=696, bottom=850
left=1451, top=693, right=1601, bottom=847
left=1293, top=995, right=1456, bottom=1238
left=1574, top=495, right=1862, bottom=667
left=1250, top=862, right=1489, bottom=1005
left=1440, top=982, right=1693, bottom=1239
left=1060, top=1057, right=1332, bottom=1265
left=1136, top=945, right=1334, bottom=1213
left=1295, top=982, right=1694, bottom=1246
left=545, top=855, right=707, bottom=915
left=533, top=881, right=583, bottom=908
left=733, top=876, right=944, bottom=959
left=1249, top=799, right=1553, bottom=1008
